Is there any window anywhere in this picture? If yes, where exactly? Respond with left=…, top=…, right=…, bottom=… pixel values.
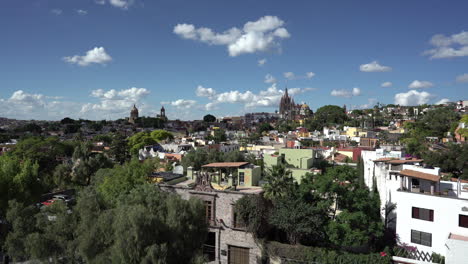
left=239, top=172, right=245, bottom=185
left=459, top=215, right=468, bottom=228
left=411, top=230, right=432, bottom=247
left=205, top=201, right=213, bottom=224
left=232, top=211, right=246, bottom=229
left=412, top=207, right=434, bottom=222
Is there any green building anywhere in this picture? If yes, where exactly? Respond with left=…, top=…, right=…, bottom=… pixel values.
left=263, top=148, right=319, bottom=183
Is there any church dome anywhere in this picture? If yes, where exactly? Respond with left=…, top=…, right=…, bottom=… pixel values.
left=131, top=104, right=139, bottom=114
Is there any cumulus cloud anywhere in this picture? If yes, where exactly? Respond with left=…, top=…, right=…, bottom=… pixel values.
left=408, top=80, right=433, bottom=89
left=162, top=99, right=197, bottom=109
left=173, top=16, right=290, bottom=56
left=0, top=90, right=83, bottom=120
left=283, top=71, right=315, bottom=80
left=331, top=87, right=361, bottom=98
left=381, top=82, right=392, bottom=88
left=394, top=90, right=433, bottom=106
left=284, top=72, right=295, bottom=80
left=456, top=73, right=468, bottom=83
left=196, top=85, right=216, bottom=98
left=305, top=72, right=315, bottom=79
left=63, top=47, right=112, bottom=66
left=81, top=87, right=150, bottom=118
left=264, top=74, right=277, bottom=84
left=258, top=58, right=267, bottom=66
left=95, top=0, right=134, bottom=9
left=435, top=98, right=450, bottom=105
left=424, top=31, right=468, bottom=59
left=51, top=9, right=63, bottom=15
left=193, top=83, right=315, bottom=110
left=359, top=61, right=392, bottom=72
left=76, top=9, right=88, bottom=15
left=355, top=98, right=378, bottom=109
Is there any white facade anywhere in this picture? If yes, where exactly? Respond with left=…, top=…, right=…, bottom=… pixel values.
left=395, top=190, right=468, bottom=261
left=363, top=149, right=468, bottom=261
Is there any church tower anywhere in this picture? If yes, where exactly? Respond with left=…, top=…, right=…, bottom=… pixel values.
left=129, top=104, right=139, bottom=124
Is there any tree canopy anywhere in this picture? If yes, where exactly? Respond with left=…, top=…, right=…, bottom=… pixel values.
left=203, top=114, right=216, bottom=123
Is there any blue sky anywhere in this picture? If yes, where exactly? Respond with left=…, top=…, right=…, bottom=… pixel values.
left=1, top=0, right=467, bottom=121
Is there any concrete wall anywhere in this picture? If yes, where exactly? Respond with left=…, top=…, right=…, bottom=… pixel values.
left=395, top=190, right=468, bottom=258
left=278, top=148, right=314, bottom=169
left=238, top=166, right=261, bottom=187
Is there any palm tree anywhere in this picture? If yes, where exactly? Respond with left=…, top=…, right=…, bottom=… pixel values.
left=262, top=163, right=294, bottom=200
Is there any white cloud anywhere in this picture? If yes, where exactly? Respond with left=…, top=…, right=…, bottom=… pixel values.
left=283, top=71, right=315, bottom=80
left=196, top=85, right=216, bottom=98
left=394, top=90, right=433, bottom=106
left=435, top=98, right=450, bottom=105
left=51, top=9, right=63, bottom=15
left=173, top=16, right=290, bottom=57
left=359, top=61, right=392, bottom=72
left=424, top=31, right=468, bottom=59
left=381, top=81, right=392, bottom=88
left=284, top=72, right=295, bottom=80
left=193, top=83, right=315, bottom=110
left=331, top=87, right=361, bottom=98
left=264, top=74, right=277, bottom=84
left=408, top=80, right=433, bottom=89
left=305, top=72, right=315, bottom=79
left=0, top=90, right=83, bottom=120
left=456, top=73, right=468, bottom=83
left=95, top=0, right=134, bottom=9
left=77, top=9, right=88, bottom=15
left=258, top=58, right=267, bottom=66
left=356, top=98, right=378, bottom=109
left=81, top=87, right=150, bottom=118
left=63, top=47, right=112, bottom=66
left=163, top=99, right=197, bottom=109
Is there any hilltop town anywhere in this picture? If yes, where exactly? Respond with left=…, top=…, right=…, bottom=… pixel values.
left=1, top=90, right=467, bottom=264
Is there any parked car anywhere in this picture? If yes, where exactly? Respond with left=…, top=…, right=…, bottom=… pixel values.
left=52, top=194, right=75, bottom=204
left=41, top=199, right=57, bottom=206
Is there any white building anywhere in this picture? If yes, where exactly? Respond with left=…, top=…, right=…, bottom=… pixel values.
left=362, top=149, right=468, bottom=262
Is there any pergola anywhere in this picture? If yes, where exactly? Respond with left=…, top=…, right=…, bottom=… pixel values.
left=201, top=162, right=250, bottom=187
left=398, top=169, right=441, bottom=195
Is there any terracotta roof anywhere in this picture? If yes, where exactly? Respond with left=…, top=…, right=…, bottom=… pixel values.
left=398, top=169, right=440, bottom=182
left=386, top=159, right=423, bottom=165
left=373, top=157, right=396, bottom=162
left=202, top=162, right=250, bottom=168
left=450, top=178, right=468, bottom=183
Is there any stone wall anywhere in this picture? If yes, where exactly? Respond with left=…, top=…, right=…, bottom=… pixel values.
left=159, top=184, right=262, bottom=264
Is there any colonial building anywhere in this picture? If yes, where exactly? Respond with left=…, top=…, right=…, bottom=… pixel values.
left=159, top=170, right=263, bottom=264
left=278, top=88, right=313, bottom=122
left=128, top=104, right=139, bottom=124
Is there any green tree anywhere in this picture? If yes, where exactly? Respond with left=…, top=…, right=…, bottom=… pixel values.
left=423, top=143, right=468, bottom=179
left=0, top=156, right=42, bottom=217
left=181, top=148, right=209, bottom=171
left=110, top=133, right=128, bottom=164
left=150, top=129, right=174, bottom=142
left=270, top=196, right=329, bottom=245
left=212, top=129, right=227, bottom=143
left=127, top=131, right=157, bottom=155
left=305, top=105, right=347, bottom=131
left=203, top=114, right=216, bottom=123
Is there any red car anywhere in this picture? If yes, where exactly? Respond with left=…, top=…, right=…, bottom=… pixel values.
left=41, top=199, right=57, bottom=206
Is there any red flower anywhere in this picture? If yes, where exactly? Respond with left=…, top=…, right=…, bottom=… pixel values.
left=380, top=252, right=387, bottom=257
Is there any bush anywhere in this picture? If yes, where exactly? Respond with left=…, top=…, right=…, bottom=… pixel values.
left=266, top=242, right=391, bottom=264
